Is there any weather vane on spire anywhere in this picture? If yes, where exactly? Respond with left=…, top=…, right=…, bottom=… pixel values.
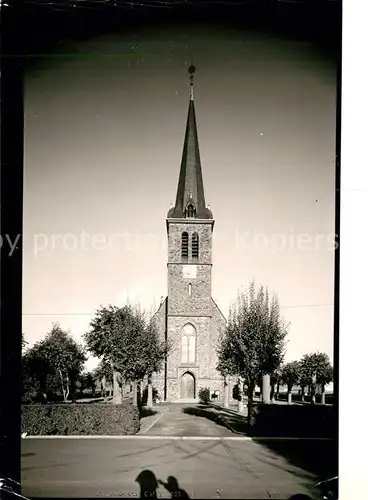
left=188, top=62, right=196, bottom=100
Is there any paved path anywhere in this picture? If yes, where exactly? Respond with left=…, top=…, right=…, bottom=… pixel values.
left=21, top=437, right=319, bottom=499
left=139, top=403, right=235, bottom=437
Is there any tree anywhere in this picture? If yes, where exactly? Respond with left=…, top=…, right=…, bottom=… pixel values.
left=298, top=368, right=309, bottom=403
left=22, top=333, right=28, bottom=353
left=22, top=349, right=46, bottom=403
left=76, top=372, right=97, bottom=397
left=139, top=315, right=170, bottom=408
left=84, top=304, right=169, bottom=407
left=84, top=304, right=144, bottom=403
left=23, top=347, right=63, bottom=402
left=280, top=361, right=300, bottom=404
left=39, top=324, right=87, bottom=401
left=317, top=363, right=333, bottom=405
left=217, top=327, right=239, bottom=408
left=93, top=358, right=114, bottom=384
left=22, top=324, right=87, bottom=402
left=92, top=359, right=114, bottom=398
left=270, top=367, right=282, bottom=403
left=217, top=327, right=238, bottom=378
left=217, top=281, right=288, bottom=423
left=300, top=352, right=333, bottom=404
left=76, top=373, right=87, bottom=396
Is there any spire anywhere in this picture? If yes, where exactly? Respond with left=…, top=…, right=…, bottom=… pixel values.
left=167, top=65, right=213, bottom=220
left=189, top=63, right=195, bottom=100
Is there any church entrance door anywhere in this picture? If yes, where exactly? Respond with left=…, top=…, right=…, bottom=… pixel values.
left=181, top=372, right=195, bottom=399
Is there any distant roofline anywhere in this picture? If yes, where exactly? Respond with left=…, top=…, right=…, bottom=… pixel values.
left=211, top=297, right=227, bottom=323
left=152, top=297, right=227, bottom=323
left=152, top=296, right=167, bottom=318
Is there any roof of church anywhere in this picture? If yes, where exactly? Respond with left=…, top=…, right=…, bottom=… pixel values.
left=152, top=296, right=226, bottom=323
left=167, top=66, right=213, bottom=220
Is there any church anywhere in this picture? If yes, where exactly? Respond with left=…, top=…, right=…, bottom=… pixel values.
left=153, top=66, right=227, bottom=402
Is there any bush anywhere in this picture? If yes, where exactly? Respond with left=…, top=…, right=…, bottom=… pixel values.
left=21, top=402, right=140, bottom=435
left=198, top=387, right=210, bottom=404
left=232, top=384, right=241, bottom=401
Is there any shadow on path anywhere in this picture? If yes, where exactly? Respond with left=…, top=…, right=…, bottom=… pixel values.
left=182, top=404, right=249, bottom=435
left=139, top=407, right=158, bottom=419
left=183, top=403, right=337, bottom=483
left=135, top=470, right=190, bottom=499
left=257, top=438, right=338, bottom=480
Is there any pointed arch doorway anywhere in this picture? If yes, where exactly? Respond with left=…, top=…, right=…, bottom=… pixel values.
left=181, top=372, right=196, bottom=400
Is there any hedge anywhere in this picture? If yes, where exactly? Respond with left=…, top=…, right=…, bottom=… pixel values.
left=248, top=403, right=337, bottom=438
left=21, top=402, right=140, bottom=435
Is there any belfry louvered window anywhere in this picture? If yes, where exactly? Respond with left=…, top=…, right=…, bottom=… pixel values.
left=186, top=203, right=195, bottom=218
left=192, top=232, right=199, bottom=259
left=181, top=232, right=189, bottom=259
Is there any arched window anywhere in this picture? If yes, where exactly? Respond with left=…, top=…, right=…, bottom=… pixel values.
left=181, top=324, right=196, bottom=364
left=192, top=232, right=199, bottom=259
left=186, top=203, right=196, bottom=218
left=181, top=232, right=189, bottom=259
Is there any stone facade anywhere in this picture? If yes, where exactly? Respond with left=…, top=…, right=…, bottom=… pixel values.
left=152, top=87, right=227, bottom=402
left=153, top=220, right=227, bottom=401
left=167, top=221, right=213, bottom=317
left=154, top=300, right=227, bottom=402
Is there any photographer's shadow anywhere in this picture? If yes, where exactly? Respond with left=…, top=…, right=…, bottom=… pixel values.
left=159, top=476, right=190, bottom=500
left=135, top=470, right=190, bottom=499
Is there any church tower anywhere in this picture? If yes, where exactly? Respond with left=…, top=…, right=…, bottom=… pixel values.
left=154, top=66, right=226, bottom=402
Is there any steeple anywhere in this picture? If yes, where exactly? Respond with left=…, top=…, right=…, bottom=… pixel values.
left=167, top=65, right=213, bottom=220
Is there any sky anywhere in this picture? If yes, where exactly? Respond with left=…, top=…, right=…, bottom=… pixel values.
left=22, top=24, right=337, bottom=371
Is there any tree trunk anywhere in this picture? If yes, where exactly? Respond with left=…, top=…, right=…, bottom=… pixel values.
left=276, top=381, right=280, bottom=400
left=59, top=369, right=66, bottom=401
left=101, top=376, right=106, bottom=399
left=133, top=380, right=138, bottom=407
left=147, top=374, right=153, bottom=409
left=301, top=386, right=305, bottom=403
left=262, top=374, right=271, bottom=404
left=247, top=382, right=256, bottom=426
left=113, top=371, right=121, bottom=404
left=137, top=381, right=142, bottom=407
left=224, top=375, right=229, bottom=408
left=120, top=377, right=125, bottom=400
left=270, top=383, right=275, bottom=404
left=287, top=389, right=292, bottom=405
left=321, top=385, right=326, bottom=405
left=65, top=374, right=70, bottom=401
left=237, top=378, right=244, bottom=414
left=311, top=384, right=316, bottom=404
left=238, top=398, right=244, bottom=413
